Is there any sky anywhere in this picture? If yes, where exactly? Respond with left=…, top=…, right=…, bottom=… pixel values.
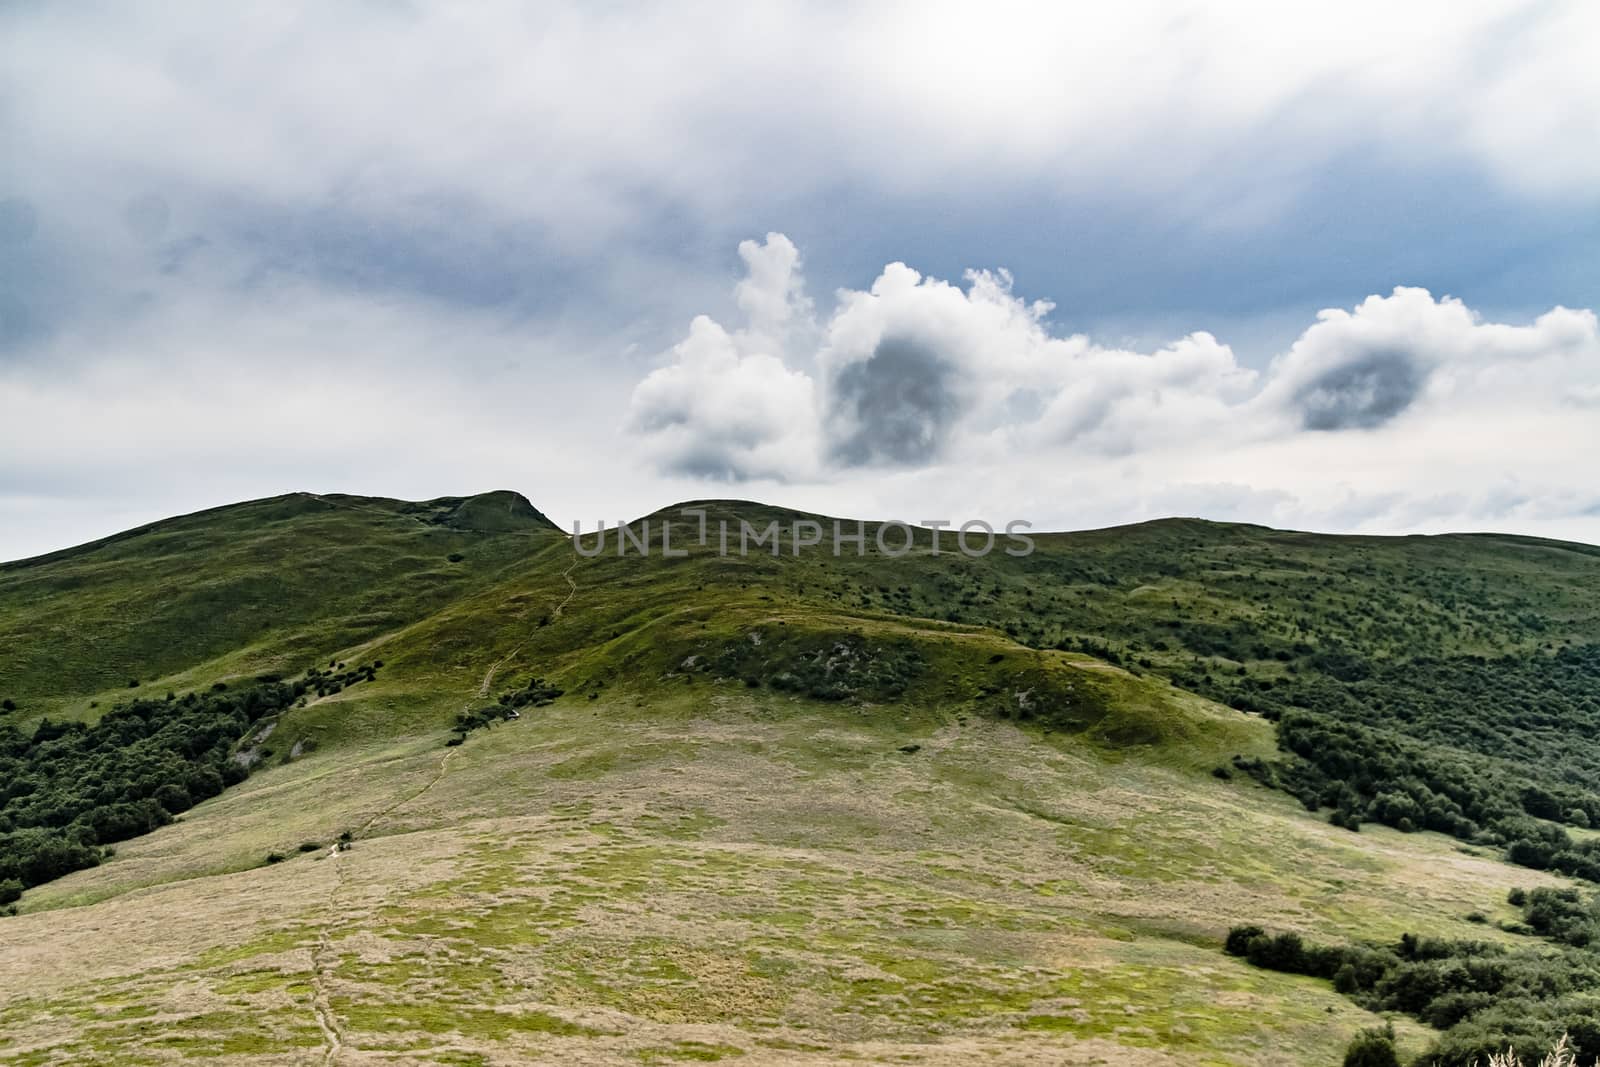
left=2, top=1, right=1599, bottom=561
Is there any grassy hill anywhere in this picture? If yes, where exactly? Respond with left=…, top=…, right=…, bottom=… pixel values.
left=0, top=490, right=561, bottom=722
left=1, top=493, right=1597, bottom=1065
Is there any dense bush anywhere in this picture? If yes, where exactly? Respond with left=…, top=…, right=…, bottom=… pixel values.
left=1345, top=1025, right=1401, bottom=1067
left=0, top=664, right=378, bottom=898
left=1231, top=711, right=1600, bottom=884
left=1225, top=897, right=1600, bottom=1066
left=304, top=662, right=377, bottom=699
left=1521, top=887, right=1600, bottom=948
left=1191, top=648, right=1600, bottom=880
left=495, top=676, right=563, bottom=711
left=1262, top=648, right=1600, bottom=788
left=695, top=632, right=926, bottom=703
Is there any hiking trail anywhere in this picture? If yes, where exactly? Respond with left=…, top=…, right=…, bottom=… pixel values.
left=305, top=553, right=581, bottom=1064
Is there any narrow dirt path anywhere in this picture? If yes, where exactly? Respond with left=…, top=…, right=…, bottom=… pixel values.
left=305, top=552, right=581, bottom=1065
left=471, top=556, right=581, bottom=698
left=309, top=878, right=346, bottom=1063
left=553, top=557, right=579, bottom=619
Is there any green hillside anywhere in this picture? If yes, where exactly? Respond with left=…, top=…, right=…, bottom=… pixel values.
left=0, top=490, right=561, bottom=721
left=1, top=493, right=1597, bottom=1065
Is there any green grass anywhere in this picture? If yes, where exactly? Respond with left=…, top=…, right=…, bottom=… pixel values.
left=1, top=692, right=1485, bottom=1064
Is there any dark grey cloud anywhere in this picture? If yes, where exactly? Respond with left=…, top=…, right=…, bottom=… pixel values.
left=1293, top=347, right=1426, bottom=431
left=655, top=441, right=762, bottom=482
left=826, top=336, right=964, bottom=467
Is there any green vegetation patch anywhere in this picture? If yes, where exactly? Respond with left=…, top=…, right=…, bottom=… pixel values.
left=1224, top=885, right=1600, bottom=1065
left=0, top=671, right=377, bottom=895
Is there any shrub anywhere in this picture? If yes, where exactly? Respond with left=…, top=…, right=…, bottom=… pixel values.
left=1224, top=925, right=1265, bottom=956
left=1344, top=1025, right=1400, bottom=1067
left=153, top=783, right=192, bottom=812
left=1245, top=931, right=1307, bottom=972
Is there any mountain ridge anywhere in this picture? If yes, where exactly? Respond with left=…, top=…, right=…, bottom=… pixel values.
left=13, top=489, right=1600, bottom=572
left=0, top=489, right=560, bottom=570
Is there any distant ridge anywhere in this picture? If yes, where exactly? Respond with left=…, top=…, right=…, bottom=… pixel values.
left=0, top=490, right=565, bottom=707
left=11, top=490, right=1599, bottom=570
left=630, top=498, right=1600, bottom=554
left=2, top=489, right=560, bottom=570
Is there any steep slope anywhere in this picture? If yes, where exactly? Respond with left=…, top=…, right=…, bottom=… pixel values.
left=6, top=688, right=1538, bottom=1066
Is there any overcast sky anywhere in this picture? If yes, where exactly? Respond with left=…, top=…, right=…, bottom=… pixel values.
left=3, top=1, right=1599, bottom=560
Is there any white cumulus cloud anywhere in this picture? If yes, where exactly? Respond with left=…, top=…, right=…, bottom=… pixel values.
left=1257, top=287, right=1600, bottom=431
left=625, top=252, right=819, bottom=481
left=625, top=235, right=1600, bottom=545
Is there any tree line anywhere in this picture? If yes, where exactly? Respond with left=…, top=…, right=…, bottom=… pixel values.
left=0, top=664, right=375, bottom=906
left=1225, top=886, right=1600, bottom=1064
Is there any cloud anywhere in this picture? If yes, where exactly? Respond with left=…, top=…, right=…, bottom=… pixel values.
left=623, top=234, right=821, bottom=482
left=626, top=235, right=1600, bottom=552
left=1292, top=348, right=1426, bottom=431
left=9, top=2, right=1597, bottom=232
left=625, top=281, right=818, bottom=481
left=0, top=256, right=683, bottom=560
left=1260, top=289, right=1458, bottom=431
left=1568, top=384, right=1600, bottom=408
left=1259, top=286, right=1600, bottom=430
left=6, top=3, right=1597, bottom=354
left=826, top=337, right=964, bottom=466
left=629, top=244, right=1262, bottom=473
left=1030, top=332, right=1258, bottom=454
left=816, top=264, right=1048, bottom=465
left=733, top=233, right=812, bottom=349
